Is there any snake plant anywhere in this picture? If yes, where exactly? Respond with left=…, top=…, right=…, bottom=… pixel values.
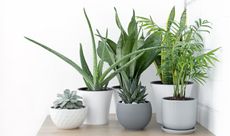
left=97, top=9, right=162, bottom=103
left=25, top=9, right=156, bottom=91
left=138, top=7, right=219, bottom=99
left=52, top=89, right=85, bottom=109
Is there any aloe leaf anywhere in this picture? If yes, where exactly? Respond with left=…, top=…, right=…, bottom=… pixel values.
left=83, top=9, right=98, bottom=86
left=79, top=44, right=94, bottom=89
left=101, top=52, right=144, bottom=86
left=97, top=30, right=108, bottom=81
left=24, top=37, right=94, bottom=87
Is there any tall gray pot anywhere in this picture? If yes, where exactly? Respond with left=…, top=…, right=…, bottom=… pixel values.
left=116, top=101, right=152, bottom=130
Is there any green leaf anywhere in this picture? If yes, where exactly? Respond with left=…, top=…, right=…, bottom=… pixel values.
left=24, top=37, right=94, bottom=88
left=79, top=44, right=94, bottom=89
left=101, top=52, right=145, bottom=86
left=99, top=46, right=161, bottom=82
left=134, top=31, right=162, bottom=78
left=114, top=7, right=126, bottom=34
left=128, top=10, right=137, bottom=36
left=83, top=9, right=98, bottom=86
left=167, top=6, right=175, bottom=31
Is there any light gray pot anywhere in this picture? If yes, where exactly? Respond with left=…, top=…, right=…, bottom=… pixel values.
left=116, top=101, right=152, bottom=130
left=162, top=97, right=197, bottom=130
left=150, top=81, right=193, bottom=124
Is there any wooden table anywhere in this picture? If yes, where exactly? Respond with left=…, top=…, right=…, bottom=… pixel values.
left=37, top=114, right=214, bottom=136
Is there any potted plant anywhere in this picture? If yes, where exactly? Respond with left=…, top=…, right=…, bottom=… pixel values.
left=97, top=9, right=162, bottom=130
left=139, top=7, right=219, bottom=133
left=50, top=89, right=87, bottom=129
left=25, top=9, right=155, bottom=125
left=137, top=7, right=203, bottom=124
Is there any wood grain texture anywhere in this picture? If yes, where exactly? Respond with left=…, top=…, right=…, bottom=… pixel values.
left=37, top=114, right=214, bottom=136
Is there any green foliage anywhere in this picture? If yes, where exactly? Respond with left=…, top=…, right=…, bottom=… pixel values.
left=119, top=79, right=147, bottom=104
left=97, top=9, right=162, bottom=103
left=138, top=7, right=219, bottom=99
left=25, top=9, right=146, bottom=91
left=52, top=89, right=85, bottom=109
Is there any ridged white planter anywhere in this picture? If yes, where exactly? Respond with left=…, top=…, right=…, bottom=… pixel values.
left=77, top=88, right=113, bottom=125
left=49, top=107, right=87, bottom=129
left=150, top=81, right=193, bottom=124
left=162, top=98, right=197, bottom=130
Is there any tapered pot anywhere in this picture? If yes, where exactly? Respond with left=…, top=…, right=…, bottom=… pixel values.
left=150, top=81, right=193, bottom=124
left=77, top=88, right=113, bottom=125
left=116, top=101, right=152, bottom=130
left=49, top=107, right=87, bottom=129
left=162, top=97, right=197, bottom=130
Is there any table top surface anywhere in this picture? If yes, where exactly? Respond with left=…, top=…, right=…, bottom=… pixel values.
left=37, top=114, right=214, bottom=136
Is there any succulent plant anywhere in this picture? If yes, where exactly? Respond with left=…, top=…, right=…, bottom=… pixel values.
left=52, top=89, right=85, bottom=109
left=118, top=79, right=147, bottom=104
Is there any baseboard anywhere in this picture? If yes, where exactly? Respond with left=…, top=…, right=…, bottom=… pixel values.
left=197, top=103, right=228, bottom=136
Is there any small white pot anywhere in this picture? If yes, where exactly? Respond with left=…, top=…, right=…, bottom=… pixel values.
left=162, top=98, right=197, bottom=130
left=150, top=81, right=193, bottom=124
left=49, top=107, right=87, bottom=129
left=77, top=88, right=113, bottom=125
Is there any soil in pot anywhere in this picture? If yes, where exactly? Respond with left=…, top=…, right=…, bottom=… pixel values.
left=116, top=101, right=152, bottom=130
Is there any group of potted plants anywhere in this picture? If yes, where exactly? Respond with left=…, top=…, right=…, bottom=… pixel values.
left=25, top=6, right=219, bottom=134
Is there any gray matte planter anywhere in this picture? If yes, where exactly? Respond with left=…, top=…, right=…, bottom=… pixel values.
left=162, top=97, right=197, bottom=130
left=116, top=101, right=152, bottom=130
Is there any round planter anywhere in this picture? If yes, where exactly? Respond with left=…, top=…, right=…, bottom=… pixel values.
left=116, top=101, right=152, bottom=130
left=49, top=107, right=87, bottom=129
left=150, top=81, right=193, bottom=124
left=77, top=88, right=113, bottom=125
left=162, top=97, right=197, bottom=130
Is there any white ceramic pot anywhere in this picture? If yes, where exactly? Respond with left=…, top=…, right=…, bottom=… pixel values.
left=49, top=107, right=87, bottom=129
left=162, top=98, right=197, bottom=130
left=77, top=88, right=113, bottom=125
left=150, top=81, right=193, bottom=124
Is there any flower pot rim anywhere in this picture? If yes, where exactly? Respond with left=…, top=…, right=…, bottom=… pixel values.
left=78, top=87, right=113, bottom=92
left=162, top=97, right=196, bottom=102
left=118, top=101, right=151, bottom=105
left=112, top=85, right=121, bottom=89
left=150, top=81, right=193, bottom=85
left=50, top=106, right=87, bottom=110
left=112, top=85, right=146, bottom=89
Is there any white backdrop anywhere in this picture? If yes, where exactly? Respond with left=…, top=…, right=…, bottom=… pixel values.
left=0, top=0, right=229, bottom=136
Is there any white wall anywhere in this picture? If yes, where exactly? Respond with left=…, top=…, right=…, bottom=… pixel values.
left=0, top=0, right=229, bottom=136
left=187, top=0, right=230, bottom=135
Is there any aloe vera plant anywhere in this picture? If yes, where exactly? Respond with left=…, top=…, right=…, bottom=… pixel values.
left=97, top=9, right=162, bottom=103
left=25, top=9, right=157, bottom=91
left=52, top=89, right=85, bottom=109
left=138, top=7, right=219, bottom=99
